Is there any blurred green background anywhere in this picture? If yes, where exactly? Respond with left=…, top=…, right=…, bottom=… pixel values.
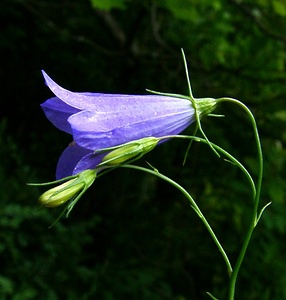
left=1, top=0, right=286, bottom=299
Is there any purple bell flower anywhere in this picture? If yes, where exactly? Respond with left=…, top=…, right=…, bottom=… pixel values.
left=41, top=71, right=196, bottom=147
left=41, top=71, right=216, bottom=178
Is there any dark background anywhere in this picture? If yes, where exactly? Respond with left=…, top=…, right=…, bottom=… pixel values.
left=1, top=0, right=286, bottom=299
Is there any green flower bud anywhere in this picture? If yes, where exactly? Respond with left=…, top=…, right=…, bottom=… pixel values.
left=39, top=169, right=97, bottom=208
left=101, top=137, right=159, bottom=166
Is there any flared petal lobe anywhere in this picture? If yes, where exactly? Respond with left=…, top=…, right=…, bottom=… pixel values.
left=42, top=70, right=193, bottom=112
left=56, top=143, right=106, bottom=179
left=56, top=143, right=91, bottom=179
left=41, top=97, right=80, bottom=134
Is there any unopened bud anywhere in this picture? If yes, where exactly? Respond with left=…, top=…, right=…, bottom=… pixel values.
left=39, top=169, right=96, bottom=207
left=101, top=137, right=159, bottom=166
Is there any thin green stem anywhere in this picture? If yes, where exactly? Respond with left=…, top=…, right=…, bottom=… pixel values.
left=181, top=48, right=219, bottom=157
left=97, top=133, right=257, bottom=283
left=182, top=126, right=199, bottom=166
left=181, top=48, right=194, bottom=98
left=122, top=163, right=233, bottom=276
left=217, top=97, right=263, bottom=300
left=161, top=135, right=256, bottom=199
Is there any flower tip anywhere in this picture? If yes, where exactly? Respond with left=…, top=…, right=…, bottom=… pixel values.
left=41, top=70, right=52, bottom=86
left=41, top=69, right=48, bottom=79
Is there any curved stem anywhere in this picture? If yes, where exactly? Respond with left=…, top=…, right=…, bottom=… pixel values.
left=100, top=133, right=257, bottom=282
left=161, top=135, right=256, bottom=199
left=121, top=163, right=233, bottom=276
left=217, top=97, right=263, bottom=300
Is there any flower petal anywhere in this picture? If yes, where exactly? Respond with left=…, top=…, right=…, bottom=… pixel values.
left=73, top=152, right=106, bottom=175
left=56, top=143, right=92, bottom=179
left=68, top=100, right=194, bottom=150
left=42, top=70, right=193, bottom=112
left=42, top=70, right=121, bottom=110
left=56, top=143, right=106, bottom=179
left=41, top=97, right=80, bottom=134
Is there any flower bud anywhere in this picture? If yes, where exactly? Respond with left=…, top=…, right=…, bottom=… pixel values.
left=101, top=137, right=159, bottom=166
left=39, top=169, right=96, bottom=207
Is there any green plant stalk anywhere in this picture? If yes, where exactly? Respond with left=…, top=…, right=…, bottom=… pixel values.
left=161, top=135, right=256, bottom=199
left=120, top=131, right=258, bottom=284
left=217, top=97, right=263, bottom=300
left=97, top=134, right=256, bottom=203
left=122, top=163, right=233, bottom=277
left=120, top=127, right=260, bottom=299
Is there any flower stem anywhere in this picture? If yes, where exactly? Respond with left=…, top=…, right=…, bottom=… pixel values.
left=122, top=163, right=233, bottom=277
left=161, top=135, right=256, bottom=199
left=217, top=97, right=263, bottom=300
left=120, top=129, right=259, bottom=289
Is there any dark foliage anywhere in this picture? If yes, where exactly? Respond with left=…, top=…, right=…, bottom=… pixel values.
left=1, top=0, right=286, bottom=299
